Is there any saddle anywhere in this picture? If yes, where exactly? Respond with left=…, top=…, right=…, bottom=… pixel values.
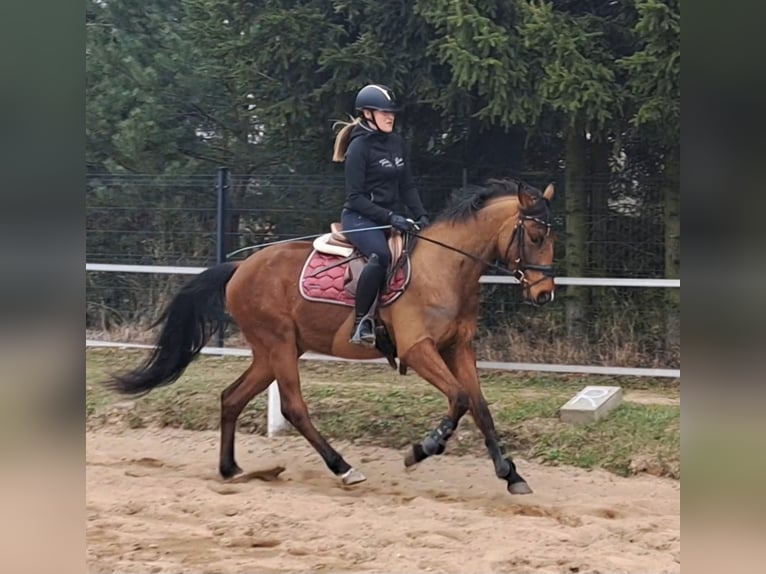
left=312, top=222, right=407, bottom=272
left=299, top=222, right=413, bottom=370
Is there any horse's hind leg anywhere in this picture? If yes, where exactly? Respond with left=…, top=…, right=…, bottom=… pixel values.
left=269, top=342, right=365, bottom=485
left=219, top=356, right=275, bottom=479
left=400, top=339, right=470, bottom=467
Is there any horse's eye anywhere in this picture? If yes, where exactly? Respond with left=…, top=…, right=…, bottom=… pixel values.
left=531, top=235, right=544, bottom=246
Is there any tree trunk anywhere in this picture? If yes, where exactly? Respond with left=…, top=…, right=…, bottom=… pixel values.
left=663, top=147, right=681, bottom=350
left=564, top=120, right=588, bottom=339
left=589, top=140, right=611, bottom=275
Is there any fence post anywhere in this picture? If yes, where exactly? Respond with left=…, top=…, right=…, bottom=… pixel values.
left=267, top=383, right=288, bottom=436
left=215, top=167, right=229, bottom=348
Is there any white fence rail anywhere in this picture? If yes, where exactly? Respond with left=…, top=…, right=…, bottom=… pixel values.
left=86, top=263, right=680, bottom=435
left=86, top=263, right=681, bottom=288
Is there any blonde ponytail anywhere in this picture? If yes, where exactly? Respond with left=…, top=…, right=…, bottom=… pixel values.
left=332, top=116, right=363, bottom=162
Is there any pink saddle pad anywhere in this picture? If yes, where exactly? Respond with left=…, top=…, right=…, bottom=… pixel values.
left=299, top=250, right=409, bottom=307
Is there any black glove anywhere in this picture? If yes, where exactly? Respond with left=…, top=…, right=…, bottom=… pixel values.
left=415, top=215, right=430, bottom=230
left=389, top=213, right=414, bottom=232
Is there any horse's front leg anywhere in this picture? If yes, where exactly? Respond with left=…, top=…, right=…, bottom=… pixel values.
left=448, top=342, right=532, bottom=495
left=400, top=339, right=470, bottom=467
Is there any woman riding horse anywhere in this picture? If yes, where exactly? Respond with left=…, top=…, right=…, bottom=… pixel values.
left=332, top=84, right=430, bottom=347
left=105, top=113, right=556, bottom=497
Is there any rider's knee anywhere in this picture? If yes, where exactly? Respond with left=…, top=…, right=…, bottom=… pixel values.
left=370, top=251, right=390, bottom=270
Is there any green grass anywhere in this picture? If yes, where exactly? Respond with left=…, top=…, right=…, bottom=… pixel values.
left=86, top=348, right=680, bottom=479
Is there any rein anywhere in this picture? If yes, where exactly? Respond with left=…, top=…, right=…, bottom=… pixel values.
left=225, top=215, right=553, bottom=291
left=407, top=232, right=516, bottom=278
left=410, top=213, right=554, bottom=288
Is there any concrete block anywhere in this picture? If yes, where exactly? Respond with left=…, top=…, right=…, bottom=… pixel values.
left=559, top=385, right=623, bottom=424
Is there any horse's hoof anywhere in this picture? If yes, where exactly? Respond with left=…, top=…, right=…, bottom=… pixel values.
left=341, top=468, right=367, bottom=485
left=404, top=443, right=426, bottom=468
left=507, top=481, right=533, bottom=495
left=220, top=463, right=243, bottom=480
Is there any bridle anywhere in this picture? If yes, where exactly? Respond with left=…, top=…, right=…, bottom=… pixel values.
left=502, top=210, right=554, bottom=290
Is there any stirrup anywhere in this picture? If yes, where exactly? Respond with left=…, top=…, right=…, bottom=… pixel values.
left=350, top=315, right=376, bottom=347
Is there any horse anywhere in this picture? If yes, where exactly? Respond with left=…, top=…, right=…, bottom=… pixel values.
left=105, top=178, right=556, bottom=495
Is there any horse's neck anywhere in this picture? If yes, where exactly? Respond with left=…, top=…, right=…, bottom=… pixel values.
left=422, top=198, right=517, bottom=288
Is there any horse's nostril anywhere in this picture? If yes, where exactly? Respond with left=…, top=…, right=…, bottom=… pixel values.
left=536, top=291, right=551, bottom=305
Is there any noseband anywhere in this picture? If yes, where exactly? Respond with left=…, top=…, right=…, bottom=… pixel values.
left=502, top=209, right=554, bottom=289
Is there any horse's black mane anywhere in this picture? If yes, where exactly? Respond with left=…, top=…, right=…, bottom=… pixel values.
left=437, top=178, right=545, bottom=223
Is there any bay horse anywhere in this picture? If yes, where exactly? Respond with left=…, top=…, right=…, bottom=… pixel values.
left=106, top=178, right=556, bottom=495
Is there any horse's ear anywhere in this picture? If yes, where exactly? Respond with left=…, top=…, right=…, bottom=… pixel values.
left=518, top=184, right=536, bottom=211
left=543, top=182, right=555, bottom=201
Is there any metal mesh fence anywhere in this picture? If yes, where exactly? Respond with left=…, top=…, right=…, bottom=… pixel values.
left=86, top=171, right=679, bottom=369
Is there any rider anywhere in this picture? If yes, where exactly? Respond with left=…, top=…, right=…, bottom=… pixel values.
left=332, top=84, right=430, bottom=346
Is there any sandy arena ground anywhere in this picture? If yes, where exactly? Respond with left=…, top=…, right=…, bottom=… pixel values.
left=87, top=427, right=680, bottom=573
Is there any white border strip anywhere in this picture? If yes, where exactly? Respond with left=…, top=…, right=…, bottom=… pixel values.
left=85, top=340, right=680, bottom=378
left=87, top=263, right=207, bottom=275
left=85, top=263, right=679, bottom=288
left=481, top=276, right=680, bottom=287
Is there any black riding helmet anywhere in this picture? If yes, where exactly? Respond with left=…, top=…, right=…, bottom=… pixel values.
left=354, top=84, right=401, bottom=113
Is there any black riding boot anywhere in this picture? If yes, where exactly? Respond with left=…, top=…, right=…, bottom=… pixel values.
left=350, top=254, right=386, bottom=347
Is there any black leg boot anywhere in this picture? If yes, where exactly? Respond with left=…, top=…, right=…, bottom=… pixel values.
left=350, top=254, right=385, bottom=347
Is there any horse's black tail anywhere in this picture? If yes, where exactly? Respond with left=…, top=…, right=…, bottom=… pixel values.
left=105, top=262, right=239, bottom=395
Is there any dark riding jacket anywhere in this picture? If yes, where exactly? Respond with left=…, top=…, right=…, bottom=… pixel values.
left=342, top=123, right=427, bottom=224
